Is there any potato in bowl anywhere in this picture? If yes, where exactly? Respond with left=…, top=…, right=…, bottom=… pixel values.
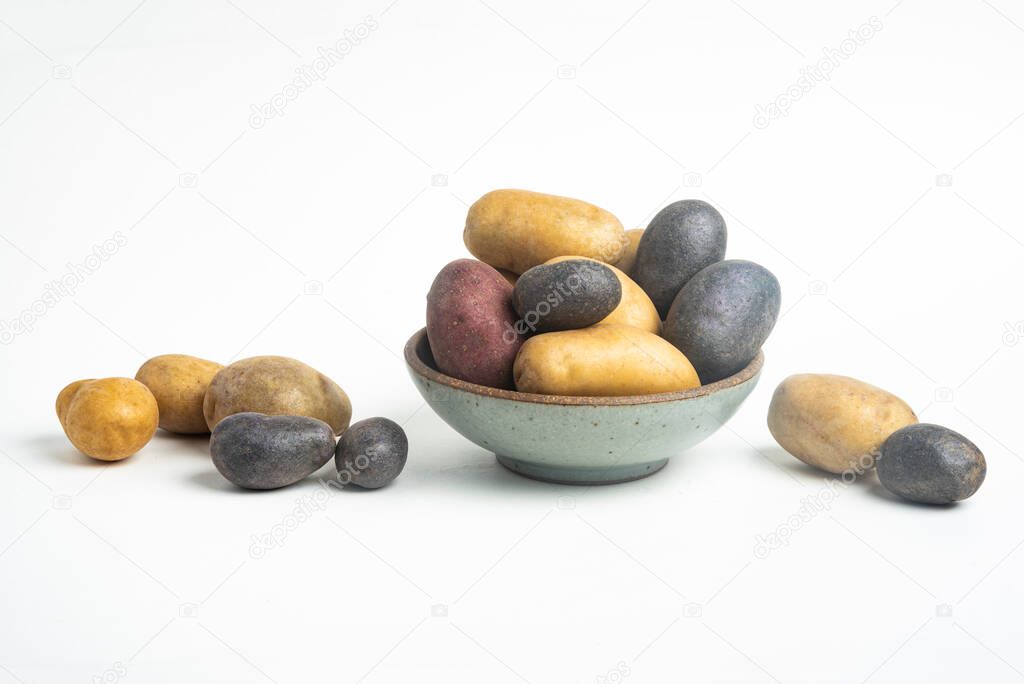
left=405, top=328, right=763, bottom=484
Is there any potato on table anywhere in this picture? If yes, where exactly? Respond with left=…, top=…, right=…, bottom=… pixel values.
left=204, top=356, right=351, bottom=434
left=56, top=378, right=159, bottom=461
left=210, top=412, right=336, bottom=490
left=135, top=354, right=223, bottom=434
left=877, top=424, right=986, bottom=504
left=767, top=374, right=918, bottom=474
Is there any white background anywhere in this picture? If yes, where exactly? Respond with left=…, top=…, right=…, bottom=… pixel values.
left=2, top=0, right=1023, bottom=682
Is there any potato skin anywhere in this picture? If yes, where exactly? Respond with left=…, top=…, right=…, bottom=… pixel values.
left=877, top=424, right=985, bottom=504
left=56, top=379, right=92, bottom=423
left=545, top=256, right=660, bottom=334
left=767, top=374, right=918, bottom=474
left=513, top=259, right=622, bottom=333
left=513, top=325, right=700, bottom=396
left=211, top=413, right=336, bottom=490
left=614, top=228, right=644, bottom=275
left=56, top=378, right=159, bottom=461
left=464, top=189, right=626, bottom=274
left=203, top=356, right=352, bottom=434
left=135, top=354, right=223, bottom=434
left=426, top=259, right=523, bottom=389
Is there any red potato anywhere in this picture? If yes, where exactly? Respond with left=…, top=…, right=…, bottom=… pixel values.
left=426, top=259, right=524, bottom=389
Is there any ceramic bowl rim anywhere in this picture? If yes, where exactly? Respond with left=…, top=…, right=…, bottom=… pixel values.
left=404, top=327, right=764, bottom=407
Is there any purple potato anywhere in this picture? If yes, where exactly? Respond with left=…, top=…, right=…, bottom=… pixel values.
left=335, top=417, right=408, bottom=489
left=426, top=259, right=524, bottom=389
left=210, top=412, right=335, bottom=490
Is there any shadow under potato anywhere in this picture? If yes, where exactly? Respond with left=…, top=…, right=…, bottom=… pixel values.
left=866, top=480, right=959, bottom=510
left=29, top=433, right=131, bottom=468
left=747, top=445, right=828, bottom=482
left=190, top=460, right=399, bottom=494
left=188, top=468, right=254, bottom=493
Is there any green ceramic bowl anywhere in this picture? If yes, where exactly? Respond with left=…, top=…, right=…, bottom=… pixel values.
left=405, top=328, right=763, bottom=485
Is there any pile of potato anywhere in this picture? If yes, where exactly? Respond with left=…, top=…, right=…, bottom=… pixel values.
left=425, top=189, right=781, bottom=396
left=56, top=354, right=407, bottom=491
left=768, top=374, right=986, bottom=504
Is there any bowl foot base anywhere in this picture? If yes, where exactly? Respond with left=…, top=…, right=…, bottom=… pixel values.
left=495, top=455, right=668, bottom=485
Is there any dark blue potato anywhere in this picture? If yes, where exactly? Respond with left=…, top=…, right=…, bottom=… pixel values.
left=512, top=259, right=622, bottom=333
left=210, top=412, right=335, bottom=490
left=633, top=200, right=727, bottom=318
left=663, top=260, right=780, bottom=383
left=335, top=417, right=408, bottom=489
left=877, top=424, right=986, bottom=504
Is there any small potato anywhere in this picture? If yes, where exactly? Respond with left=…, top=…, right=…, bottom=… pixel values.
left=877, top=424, right=985, bottom=504
left=135, top=354, right=223, bottom=434
left=513, top=259, right=622, bottom=333
left=767, top=374, right=918, bottom=474
left=464, top=189, right=626, bottom=274
left=334, top=417, right=409, bottom=489
left=514, top=325, right=700, bottom=396
left=545, top=256, right=660, bottom=334
left=204, top=356, right=352, bottom=434
left=56, top=378, right=159, bottom=461
left=614, top=228, right=644, bottom=275
left=427, top=259, right=523, bottom=389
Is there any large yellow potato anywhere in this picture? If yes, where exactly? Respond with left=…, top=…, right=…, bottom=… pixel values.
left=204, top=356, right=352, bottom=434
left=513, top=325, right=700, bottom=396
left=464, top=189, right=626, bottom=274
left=767, top=374, right=918, bottom=474
left=136, top=354, right=224, bottom=434
left=614, top=228, right=644, bottom=275
left=56, top=378, right=159, bottom=461
left=544, top=256, right=660, bottom=334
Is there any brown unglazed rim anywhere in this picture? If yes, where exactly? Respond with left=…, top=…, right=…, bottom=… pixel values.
left=404, top=327, right=764, bottom=407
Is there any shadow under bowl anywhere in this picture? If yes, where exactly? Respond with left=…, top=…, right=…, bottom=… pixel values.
left=404, top=328, right=763, bottom=485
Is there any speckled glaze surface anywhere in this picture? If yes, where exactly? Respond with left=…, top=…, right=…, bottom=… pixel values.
left=404, top=328, right=763, bottom=485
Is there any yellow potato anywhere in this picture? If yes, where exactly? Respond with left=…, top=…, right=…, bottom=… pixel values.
left=614, top=228, right=644, bottom=275
left=56, top=379, right=92, bottom=422
left=136, top=354, right=224, bottom=434
left=767, top=374, right=918, bottom=474
left=464, top=189, right=626, bottom=274
left=204, top=356, right=352, bottom=434
left=545, top=256, right=660, bottom=334
left=513, top=325, right=700, bottom=396
left=56, top=378, right=159, bottom=461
